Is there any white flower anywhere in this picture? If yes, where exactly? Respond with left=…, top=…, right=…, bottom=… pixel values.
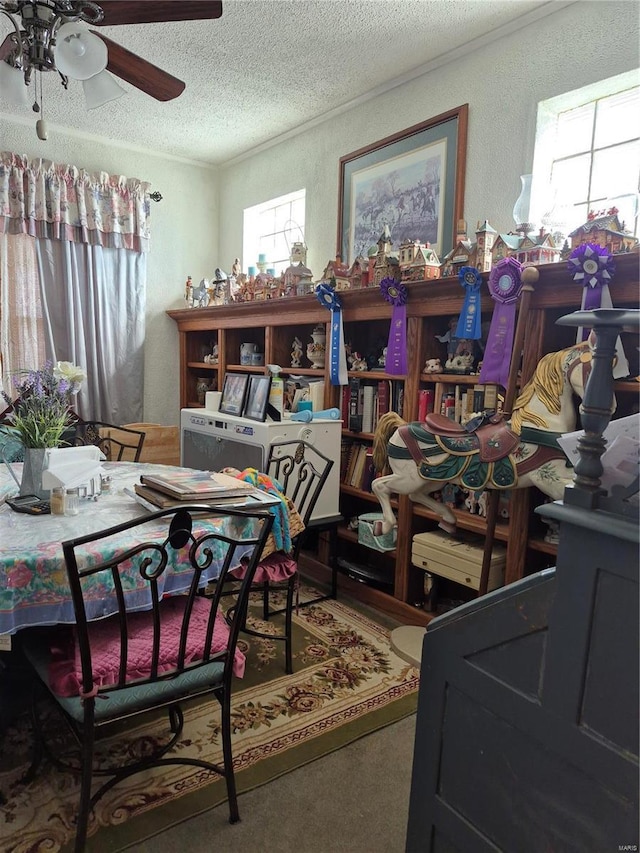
left=53, top=361, right=87, bottom=391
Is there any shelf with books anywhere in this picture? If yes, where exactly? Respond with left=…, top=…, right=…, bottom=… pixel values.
left=341, top=376, right=404, bottom=433
left=168, top=252, right=639, bottom=626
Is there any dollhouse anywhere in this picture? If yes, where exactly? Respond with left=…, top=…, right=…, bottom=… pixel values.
left=321, top=256, right=351, bottom=290
left=398, top=240, right=441, bottom=282
left=440, top=219, right=496, bottom=276
left=568, top=209, right=638, bottom=254
left=492, top=227, right=562, bottom=266
left=372, top=224, right=401, bottom=286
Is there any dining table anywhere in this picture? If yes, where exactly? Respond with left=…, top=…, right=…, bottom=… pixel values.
left=0, top=460, right=277, bottom=640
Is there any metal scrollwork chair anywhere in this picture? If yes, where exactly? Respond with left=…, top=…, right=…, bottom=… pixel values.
left=71, top=420, right=146, bottom=461
left=229, top=439, right=334, bottom=674
left=19, top=505, right=273, bottom=852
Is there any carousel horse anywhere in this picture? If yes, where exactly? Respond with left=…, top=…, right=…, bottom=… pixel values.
left=372, top=340, right=599, bottom=536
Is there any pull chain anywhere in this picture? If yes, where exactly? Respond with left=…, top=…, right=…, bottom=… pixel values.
left=35, top=73, right=48, bottom=140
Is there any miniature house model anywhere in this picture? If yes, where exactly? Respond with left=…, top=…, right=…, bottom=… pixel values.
left=399, top=240, right=441, bottom=281
left=569, top=209, right=639, bottom=254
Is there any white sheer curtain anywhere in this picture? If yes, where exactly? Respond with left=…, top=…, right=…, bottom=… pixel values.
left=35, top=239, right=146, bottom=423
left=0, top=232, right=46, bottom=393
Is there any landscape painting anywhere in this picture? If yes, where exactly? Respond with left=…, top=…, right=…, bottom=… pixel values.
left=338, top=106, right=468, bottom=267
left=347, top=139, right=445, bottom=262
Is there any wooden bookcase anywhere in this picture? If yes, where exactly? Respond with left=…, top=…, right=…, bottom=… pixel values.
left=168, top=253, right=639, bottom=626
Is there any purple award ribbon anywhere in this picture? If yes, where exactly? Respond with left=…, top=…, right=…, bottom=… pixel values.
left=455, top=266, right=483, bottom=340
left=479, top=257, right=522, bottom=388
left=380, top=278, right=408, bottom=375
left=567, top=243, right=615, bottom=341
left=315, top=282, right=347, bottom=385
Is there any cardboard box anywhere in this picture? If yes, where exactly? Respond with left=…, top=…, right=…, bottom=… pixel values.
left=121, top=423, right=180, bottom=467
left=411, top=529, right=505, bottom=591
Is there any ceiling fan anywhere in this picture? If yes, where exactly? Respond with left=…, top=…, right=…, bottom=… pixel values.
left=0, top=1, right=222, bottom=134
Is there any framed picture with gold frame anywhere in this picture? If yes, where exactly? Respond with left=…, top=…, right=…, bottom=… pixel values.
left=337, top=105, right=468, bottom=266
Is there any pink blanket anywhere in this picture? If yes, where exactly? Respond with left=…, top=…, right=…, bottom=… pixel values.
left=49, top=595, right=245, bottom=697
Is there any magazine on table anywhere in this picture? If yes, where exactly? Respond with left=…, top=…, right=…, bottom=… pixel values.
left=129, top=483, right=280, bottom=511
left=139, top=469, right=255, bottom=500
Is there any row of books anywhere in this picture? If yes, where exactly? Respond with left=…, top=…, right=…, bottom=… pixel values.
left=341, top=378, right=404, bottom=434
left=340, top=440, right=376, bottom=492
left=427, top=382, right=501, bottom=425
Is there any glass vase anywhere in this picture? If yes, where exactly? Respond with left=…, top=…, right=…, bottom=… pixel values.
left=20, top=448, right=48, bottom=500
left=512, top=174, right=534, bottom=235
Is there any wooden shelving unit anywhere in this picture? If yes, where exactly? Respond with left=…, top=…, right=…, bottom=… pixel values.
left=169, top=253, right=639, bottom=626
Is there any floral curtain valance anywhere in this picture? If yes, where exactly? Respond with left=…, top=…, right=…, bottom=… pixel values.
left=0, top=152, right=151, bottom=253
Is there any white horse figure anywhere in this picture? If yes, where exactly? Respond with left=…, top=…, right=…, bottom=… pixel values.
left=372, top=340, right=596, bottom=535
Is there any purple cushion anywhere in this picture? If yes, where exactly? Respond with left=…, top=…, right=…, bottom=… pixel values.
left=230, top=551, right=297, bottom=583
left=49, top=595, right=245, bottom=697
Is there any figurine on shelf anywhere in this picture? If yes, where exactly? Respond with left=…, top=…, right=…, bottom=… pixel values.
left=348, top=351, right=367, bottom=371
left=184, top=275, right=193, bottom=308
left=232, top=258, right=242, bottom=278
left=423, top=357, right=442, bottom=374
left=307, top=324, right=326, bottom=368
left=436, top=317, right=477, bottom=374
left=291, top=336, right=303, bottom=368
left=193, top=279, right=208, bottom=308
left=378, top=347, right=387, bottom=368
left=204, top=344, right=219, bottom=365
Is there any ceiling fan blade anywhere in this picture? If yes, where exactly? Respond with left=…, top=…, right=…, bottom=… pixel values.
left=95, top=1, right=222, bottom=26
left=91, top=32, right=185, bottom=101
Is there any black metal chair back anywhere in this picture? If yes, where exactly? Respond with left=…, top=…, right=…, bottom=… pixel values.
left=266, top=439, right=334, bottom=556
left=22, top=505, right=273, bottom=852
left=71, top=420, right=146, bottom=461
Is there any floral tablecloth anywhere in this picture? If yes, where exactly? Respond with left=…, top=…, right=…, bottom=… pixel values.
left=0, top=462, right=266, bottom=635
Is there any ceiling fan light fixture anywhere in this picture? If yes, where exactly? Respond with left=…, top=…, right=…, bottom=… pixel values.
left=0, top=59, right=28, bottom=106
left=82, top=69, right=126, bottom=109
left=54, top=22, right=107, bottom=80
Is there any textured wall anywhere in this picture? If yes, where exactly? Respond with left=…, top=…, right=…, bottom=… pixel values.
left=218, top=1, right=640, bottom=280
left=0, top=125, right=218, bottom=424
left=0, top=1, right=638, bottom=426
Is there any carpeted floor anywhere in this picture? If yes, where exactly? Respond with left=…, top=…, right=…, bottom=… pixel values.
left=0, top=585, right=419, bottom=853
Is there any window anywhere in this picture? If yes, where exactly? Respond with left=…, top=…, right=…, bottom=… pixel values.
left=243, top=189, right=305, bottom=274
left=531, top=70, right=640, bottom=241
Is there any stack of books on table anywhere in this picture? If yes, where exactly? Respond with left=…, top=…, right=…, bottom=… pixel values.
left=132, top=470, right=279, bottom=510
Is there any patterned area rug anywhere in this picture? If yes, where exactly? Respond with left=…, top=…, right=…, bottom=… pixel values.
left=0, top=586, right=419, bottom=853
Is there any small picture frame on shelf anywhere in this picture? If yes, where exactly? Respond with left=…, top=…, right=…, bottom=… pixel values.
left=219, top=372, right=249, bottom=416
left=243, top=375, right=272, bottom=422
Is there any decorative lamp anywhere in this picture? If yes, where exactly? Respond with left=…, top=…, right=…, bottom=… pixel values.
left=82, top=70, right=126, bottom=109
left=55, top=22, right=108, bottom=79
left=512, top=174, right=535, bottom=236
left=0, top=58, right=28, bottom=105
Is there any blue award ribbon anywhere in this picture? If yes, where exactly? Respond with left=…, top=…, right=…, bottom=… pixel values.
left=380, top=278, right=408, bottom=375
left=315, top=283, right=348, bottom=385
left=455, top=266, right=482, bottom=340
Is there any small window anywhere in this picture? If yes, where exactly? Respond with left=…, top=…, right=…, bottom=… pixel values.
left=243, top=190, right=306, bottom=275
left=531, top=70, right=640, bottom=242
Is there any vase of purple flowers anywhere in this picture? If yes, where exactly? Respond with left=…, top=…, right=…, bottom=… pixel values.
left=1, top=361, right=86, bottom=498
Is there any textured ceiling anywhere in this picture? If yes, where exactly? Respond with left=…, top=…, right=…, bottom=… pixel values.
left=0, top=0, right=562, bottom=165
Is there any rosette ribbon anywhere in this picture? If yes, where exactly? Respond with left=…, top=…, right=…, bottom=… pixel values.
left=567, top=243, right=628, bottom=377
left=315, top=282, right=348, bottom=385
left=455, top=266, right=483, bottom=340
left=380, top=277, right=408, bottom=375
left=479, top=257, right=523, bottom=388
